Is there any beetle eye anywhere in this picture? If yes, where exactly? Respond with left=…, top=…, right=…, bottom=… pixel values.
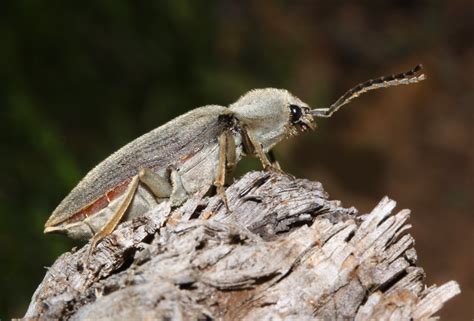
left=290, top=104, right=302, bottom=123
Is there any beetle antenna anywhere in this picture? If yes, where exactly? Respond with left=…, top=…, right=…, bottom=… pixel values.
left=311, top=64, right=426, bottom=118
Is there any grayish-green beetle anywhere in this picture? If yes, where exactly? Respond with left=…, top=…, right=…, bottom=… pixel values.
left=44, top=65, right=425, bottom=253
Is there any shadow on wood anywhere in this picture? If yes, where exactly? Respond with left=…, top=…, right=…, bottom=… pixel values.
left=24, top=171, right=460, bottom=320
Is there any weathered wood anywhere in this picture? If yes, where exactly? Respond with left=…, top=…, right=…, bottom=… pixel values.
left=24, top=171, right=460, bottom=320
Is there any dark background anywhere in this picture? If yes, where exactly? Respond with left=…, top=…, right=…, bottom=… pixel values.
left=1, top=1, right=472, bottom=319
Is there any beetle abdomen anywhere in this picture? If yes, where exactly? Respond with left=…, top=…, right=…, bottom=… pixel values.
left=61, top=177, right=132, bottom=225
left=46, top=105, right=232, bottom=228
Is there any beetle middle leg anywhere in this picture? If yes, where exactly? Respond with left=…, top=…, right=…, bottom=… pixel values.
left=214, top=132, right=229, bottom=210
left=214, top=130, right=237, bottom=211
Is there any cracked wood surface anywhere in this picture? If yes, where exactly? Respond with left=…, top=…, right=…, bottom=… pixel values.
left=24, top=171, right=460, bottom=320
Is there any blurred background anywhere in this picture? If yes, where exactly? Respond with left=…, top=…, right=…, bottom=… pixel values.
left=0, top=1, right=472, bottom=319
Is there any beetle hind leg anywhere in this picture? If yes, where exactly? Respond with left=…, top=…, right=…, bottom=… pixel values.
left=140, top=167, right=188, bottom=206
left=86, top=175, right=140, bottom=262
left=169, top=167, right=188, bottom=207
left=86, top=168, right=189, bottom=263
left=139, top=168, right=171, bottom=198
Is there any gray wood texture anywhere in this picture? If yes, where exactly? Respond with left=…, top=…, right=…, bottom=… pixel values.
left=25, top=171, right=460, bottom=320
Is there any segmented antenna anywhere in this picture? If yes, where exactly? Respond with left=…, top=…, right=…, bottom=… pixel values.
left=311, top=64, right=426, bottom=118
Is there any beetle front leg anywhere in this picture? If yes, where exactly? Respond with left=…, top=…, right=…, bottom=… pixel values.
left=267, top=149, right=281, bottom=170
left=241, top=126, right=278, bottom=171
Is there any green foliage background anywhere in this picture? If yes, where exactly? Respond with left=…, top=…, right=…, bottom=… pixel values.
left=1, top=1, right=472, bottom=319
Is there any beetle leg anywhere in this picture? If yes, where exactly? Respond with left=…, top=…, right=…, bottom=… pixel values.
left=169, top=166, right=188, bottom=207
left=214, top=131, right=232, bottom=211
left=86, top=167, right=189, bottom=263
left=138, top=168, right=172, bottom=198
left=267, top=149, right=281, bottom=170
left=224, top=130, right=237, bottom=184
left=87, top=174, right=140, bottom=260
left=139, top=167, right=188, bottom=207
left=241, top=127, right=273, bottom=170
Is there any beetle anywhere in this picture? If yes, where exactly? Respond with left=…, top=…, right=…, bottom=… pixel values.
left=44, top=65, right=425, bottom=254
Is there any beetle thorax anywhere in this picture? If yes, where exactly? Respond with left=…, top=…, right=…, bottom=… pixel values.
left=230, top=88, right=296, bottom=152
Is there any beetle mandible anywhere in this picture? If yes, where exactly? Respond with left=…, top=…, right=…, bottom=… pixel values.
left=44, top=65, right=425, bottom=253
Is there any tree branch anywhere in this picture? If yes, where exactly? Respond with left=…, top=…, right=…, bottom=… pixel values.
left=24, top=171, right=460, bottom=320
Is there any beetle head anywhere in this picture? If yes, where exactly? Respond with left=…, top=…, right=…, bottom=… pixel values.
left=229, top=88, right=315, bottom=152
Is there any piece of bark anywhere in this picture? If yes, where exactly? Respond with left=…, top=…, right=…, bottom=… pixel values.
left=24, top=171, right=460, bottom=320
